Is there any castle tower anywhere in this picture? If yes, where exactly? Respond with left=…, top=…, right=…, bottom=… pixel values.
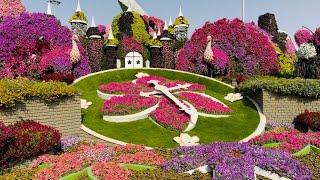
left=86, top=16, right=102, bottom=39
left=69, top=0, right=88, bottom=36
left=174, top=6, right=189, bottom=41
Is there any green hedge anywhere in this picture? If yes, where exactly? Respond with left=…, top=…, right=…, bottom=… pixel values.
left=237, top=76, right=320, bottom=98
left=0, top=78, right=79, bottom=108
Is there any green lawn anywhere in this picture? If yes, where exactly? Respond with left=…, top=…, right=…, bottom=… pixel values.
left=74, top=69, right=260, bottom=148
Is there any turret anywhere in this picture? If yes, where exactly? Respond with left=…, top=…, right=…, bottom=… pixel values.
left=69, top=0, right=88, bottom=36
left=174, top=6, right=189, bottom=41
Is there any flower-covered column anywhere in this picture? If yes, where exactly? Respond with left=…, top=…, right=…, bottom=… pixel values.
left=150, top=46, right=163, bottom=68
left=104, top=45, right=118, bottom=69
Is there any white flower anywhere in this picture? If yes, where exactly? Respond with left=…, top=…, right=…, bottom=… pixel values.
left=297, top=43, right=317, bottom=59
left=173, top=133, right=200, bottom=146
left=81, top=99, right=92, bottom=109
left=224, top=93, right=243, bottom=103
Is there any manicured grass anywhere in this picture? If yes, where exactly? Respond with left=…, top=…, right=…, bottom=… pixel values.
left=74, top=69, right=260, bottom=148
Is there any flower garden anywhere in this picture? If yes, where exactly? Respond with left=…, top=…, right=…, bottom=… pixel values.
left=1, top=0, right=320, bottom=179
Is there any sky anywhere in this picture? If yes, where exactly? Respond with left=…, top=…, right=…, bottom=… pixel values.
left=21, top=0, right=320, bottom=39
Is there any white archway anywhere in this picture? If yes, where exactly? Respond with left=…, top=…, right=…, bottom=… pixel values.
left=125, top=51, right=143, bottom=68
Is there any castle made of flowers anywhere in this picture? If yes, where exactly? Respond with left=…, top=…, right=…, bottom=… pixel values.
left=61, top=0, right=190, bottom=70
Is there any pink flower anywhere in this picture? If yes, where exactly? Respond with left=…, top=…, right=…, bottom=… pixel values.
left=178, top=92, right=231, bottom=114
left=294, top=28, right=314, bottom=47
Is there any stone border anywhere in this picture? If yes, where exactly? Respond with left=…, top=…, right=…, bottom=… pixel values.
left=102, top=104, right=159, bottom=122
left=240, top=96, right=266, bottom=142
left=97, top=90, right=123, bottom=100
left=254, top=166, right=290, bottom=180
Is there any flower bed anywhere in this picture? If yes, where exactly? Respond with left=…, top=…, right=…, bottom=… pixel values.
left=177, top=92, right=231, bottom=114
left=150, top=97, right=190, bottom=131
left=163, top=142, right=311, bottom=180
left=250, top=130, right=320, bottom=153
left=0, top=120, right=61, bottom=169
left=101, top=95, right=158, bottom=116
left=295, top=152, right=320, bottom=179
left=31, top=144, right=167, bottom=179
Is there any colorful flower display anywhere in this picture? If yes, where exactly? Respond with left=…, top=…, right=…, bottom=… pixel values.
left=0, top=0, right=25, bottom=18
left=294, top=28, right=314, bottom=47
left=0, top=120, right=61, bottom=169
left=101, top=95, right=158, bottom=115
left=0, top=13, right=90, bottom=79
left=99, top=74, right=228, bottom=131
left=150, top=97, right=190, bottom=131
left=177, top=92, right=231, bottom=114
left=163, top=142, right=312, bottom=180
left=250, top=130, right=320, bottom=153
left=176, top=18, right=278, bottom=76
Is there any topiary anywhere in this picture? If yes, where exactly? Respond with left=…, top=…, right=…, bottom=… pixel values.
left=176, top=19, right=278, bottom=76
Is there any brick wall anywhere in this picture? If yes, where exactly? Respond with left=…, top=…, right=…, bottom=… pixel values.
left=0, top=96, right=82, bottom=137
left=256, top=91, right=320, bottom=122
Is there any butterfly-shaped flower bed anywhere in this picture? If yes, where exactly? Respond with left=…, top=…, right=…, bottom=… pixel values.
left=98, top=73, right=232, bottom=132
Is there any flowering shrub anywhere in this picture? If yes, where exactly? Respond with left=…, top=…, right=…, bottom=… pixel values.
left=42, top=72, right=75, bottom=85
left=150, top=97, right=190, bottom=131
left=0, top=120, right=61, bottom=168
left=314, top=28, right=320, bottom=46
left=102, top=95, right=158, bottom=115
left=295, top=110, right=320, bottom=131
left=0, top=13, right=90, bottom=79
left=176, top=19, right=278, bottom=76
left=92, top=162, right=131, bottom=180
left=297, top=43, right=317, bottom=59
left=0, top=0, right=25, bottom=18
left=0, top=122, right=12, bottom=150
left=163, top=142, right=312, bottom=180
left=250, top=130, right=320, bottom=153
left=60, top=136, right=81, bottom=152
left=295, top=28, right=314, bottom=47
left=0, top=77, right=79, bottom=108
left=237, top=76, right=320, bottom=98
left=177, top=92, right=231, bottom=114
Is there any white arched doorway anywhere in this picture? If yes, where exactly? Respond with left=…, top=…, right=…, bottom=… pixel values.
left=125, top=52, right=143, bottom=68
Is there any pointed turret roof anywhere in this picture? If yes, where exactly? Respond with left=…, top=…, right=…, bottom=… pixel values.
left=47, top=2, right=53, bottom=15
left=108, top=25, right=115, bottom=40
left=118, top=0, right=148, bottom=16
left=127, top=4, right=132, bottom=12
left=179, top=6, right=183, bottom=17
left=163, top=20, right=168, bottom=30
left=169, top=16, right=173, bottom=26
left=90, top=16, right=96, bottom=27
left=76, top=0, right=82, bottom=12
